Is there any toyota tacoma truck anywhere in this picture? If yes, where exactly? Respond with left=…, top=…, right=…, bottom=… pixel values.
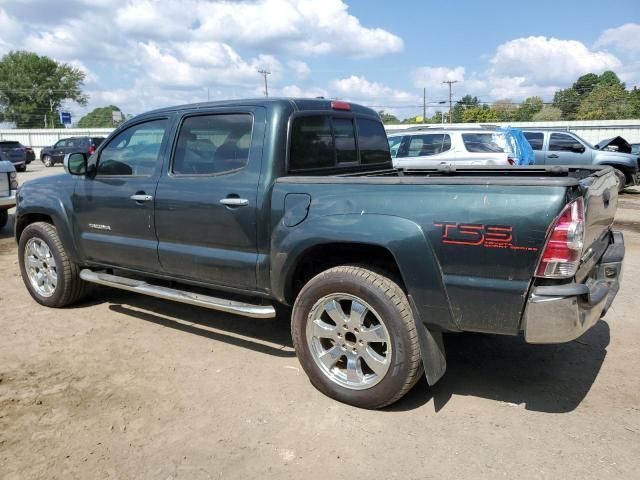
left=14, top=98, right=625, bottom=409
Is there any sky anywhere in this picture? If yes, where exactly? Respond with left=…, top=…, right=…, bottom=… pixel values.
left=1, top=0, right=639, bottom=120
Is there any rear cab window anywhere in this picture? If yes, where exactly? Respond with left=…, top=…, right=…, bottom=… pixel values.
left=289, top=114, right=391, bottom=173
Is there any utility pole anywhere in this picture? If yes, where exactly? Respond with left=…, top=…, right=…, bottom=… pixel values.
left=423, top=88, right=426, bottom=123
left=442, top=80, right=459, bottom=123
left=258, top=69, right=271, bottom=97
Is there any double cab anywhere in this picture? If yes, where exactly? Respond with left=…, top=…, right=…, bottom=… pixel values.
left=14, top=99, right=625, bottom=408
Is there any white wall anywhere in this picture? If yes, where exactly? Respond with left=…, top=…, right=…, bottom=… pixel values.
left=385, top=119, right=640, bottom=144
left=2, top=119, right=640, bottom=157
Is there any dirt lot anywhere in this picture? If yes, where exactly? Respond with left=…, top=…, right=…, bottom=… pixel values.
left=1, top=163, right=640, bottom=479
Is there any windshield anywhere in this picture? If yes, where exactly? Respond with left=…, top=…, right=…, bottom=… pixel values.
left=0, top=141, right=22, bottom=149
left=462, top=133, right=504, bottom=153
left=387, top=136, right=403, bottom=158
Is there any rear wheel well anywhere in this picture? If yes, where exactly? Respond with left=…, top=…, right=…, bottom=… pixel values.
left=15, top=213, right=54, bottom=241
left=285, top=243, right=404, bottom=305
left=601, top=163, right=632, bottom=184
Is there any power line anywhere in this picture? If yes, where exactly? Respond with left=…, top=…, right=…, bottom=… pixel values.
left=442, top=80, right=459, bottom=122
left=257, top=69, right=271, bottom=97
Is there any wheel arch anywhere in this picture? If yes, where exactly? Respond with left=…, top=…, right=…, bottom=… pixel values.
left=271, top=213, right=456, bottom=332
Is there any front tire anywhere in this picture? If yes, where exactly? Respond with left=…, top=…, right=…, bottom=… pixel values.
left=18, top=222, right=89, bottom=307
left=42, top=155, right=52, bottom=167
left=292, top=266, right=423, bottom=409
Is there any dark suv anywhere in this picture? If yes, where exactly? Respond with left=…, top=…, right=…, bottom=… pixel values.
left=0, top=141, right=29, bottom=171
left=40, top=137, right=105, bottom=167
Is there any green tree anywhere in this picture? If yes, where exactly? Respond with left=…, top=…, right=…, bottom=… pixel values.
left=629, top=87, right=640, bottom=117
left=576, top=83, right=632, bottom=120
left=462, top=105, right=498, bottom=123
left=598, top=70, right=624, bottom=88
left=515, top=96, right=544, bottom=121
left=0, top=51, right=87, bottom=128
left=451, top=95, right=480, bottom=123
left=553, top=87, right=580, bottom=119
left=573, top=73, right=599, bottom=96
left=532, top=105, right=563, bottom=121
left=78, top=105, right=124, bottom=127
left=491, top=99, right=517, bottom=122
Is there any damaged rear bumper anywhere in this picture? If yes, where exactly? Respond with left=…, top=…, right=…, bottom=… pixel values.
left=523, top=231, right=624, bottom=344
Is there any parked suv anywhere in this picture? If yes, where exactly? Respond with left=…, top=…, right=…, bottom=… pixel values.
left=40, top=136, right=105, bottom=167
left=387, top=128, right=512, bottom=169
left=0, top=141, right=28, bottom=171
left=522, top=129, right=639, bottom=191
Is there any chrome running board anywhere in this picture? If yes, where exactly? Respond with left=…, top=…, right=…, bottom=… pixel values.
left=79, top=269, right=276, bottom=319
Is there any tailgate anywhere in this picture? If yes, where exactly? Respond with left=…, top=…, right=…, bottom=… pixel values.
left=576, top=168, right=618, bottom=281
left=0, top=172, right=9, bottom=197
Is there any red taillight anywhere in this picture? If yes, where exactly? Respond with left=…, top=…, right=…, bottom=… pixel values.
left=507, top=156, right=515, bottom=165
left=88, top=144, right=95, bottom=155
left=25, top=147, right=33, bottom=152
left=535, top=198, right=585, bottom=278
left=331, top=100, right=351, bottom=111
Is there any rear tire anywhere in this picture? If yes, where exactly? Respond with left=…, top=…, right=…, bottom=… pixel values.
left=0, top=210, right=8, bottom=230
left=42, top=155, right=52, bottom=167
left=613, top=168, right=626, bottom=193
left=291, top=265, right=423, bottom=409
left=18, top=222, right=89, bottom=307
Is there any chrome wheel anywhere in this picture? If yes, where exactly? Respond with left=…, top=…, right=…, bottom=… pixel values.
left=24, top=237, right=58, bottom=297
left=306, top=294, right=392, bottom=390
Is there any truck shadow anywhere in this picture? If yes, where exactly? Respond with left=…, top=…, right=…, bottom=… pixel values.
left=86, top=288, right=609, bottom=413
left=97, top=288, right=295, bottom=358
left=390, top=320, right=610, bottom=413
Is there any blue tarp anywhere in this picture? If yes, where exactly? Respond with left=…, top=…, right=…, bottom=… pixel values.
left=493, top=127, right=535, bottom=165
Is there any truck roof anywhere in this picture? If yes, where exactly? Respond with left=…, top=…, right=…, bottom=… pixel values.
left=139, top=97, right=380, bottom=119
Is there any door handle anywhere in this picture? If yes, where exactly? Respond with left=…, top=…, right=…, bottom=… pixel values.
left=220, top=198, right=249, bottom=207
left=130, top=194, right=153, bottom=202
left=547, top=154, right=559, bottom=159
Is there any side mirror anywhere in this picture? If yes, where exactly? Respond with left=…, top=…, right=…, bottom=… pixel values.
left=571, top=143, right=585, bottom=153
left=64, top=152, right=87, bottom=176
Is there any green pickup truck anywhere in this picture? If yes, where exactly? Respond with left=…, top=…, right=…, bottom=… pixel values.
left=14, top=98, right=625, bottom=409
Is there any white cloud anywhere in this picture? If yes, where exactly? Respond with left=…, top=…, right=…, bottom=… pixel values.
left=330, top=75, right=414, bottom=104
left=288, top=60, right=311, bottom=80
left=192, top=0, right=403, bottom=58
left=489, top=36, right=621, bottom=86
left=596, top=23, right=640, bottom=56
left=410, top=66, right=466, bottom=97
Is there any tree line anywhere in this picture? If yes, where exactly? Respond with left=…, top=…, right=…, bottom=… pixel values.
left=0, top=51, right=127, bottom=128
left=2, top=50, right=639, bottom=128
left=381, top=71, right=640, bottom=124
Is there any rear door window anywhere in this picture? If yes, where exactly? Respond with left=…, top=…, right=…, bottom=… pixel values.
left=172, top=114, right=253, bottom=175
left=523, top=132, right=544, bottom=151
left=549, top=133, right=579, bottom=151
left=402, top=134, right=451, bottom=157
left=462, top=133, right=504, bottom=153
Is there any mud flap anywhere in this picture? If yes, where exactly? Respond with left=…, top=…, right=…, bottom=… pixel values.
left=408, top=294, right=447, bottom=385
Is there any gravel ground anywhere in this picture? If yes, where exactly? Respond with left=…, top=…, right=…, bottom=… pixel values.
left=1, top=163, right=639, bottom=479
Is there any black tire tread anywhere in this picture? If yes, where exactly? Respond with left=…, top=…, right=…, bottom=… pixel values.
left=20, top=222, right=89, bottom=307
left=293, top=265, right=423, bottom=409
